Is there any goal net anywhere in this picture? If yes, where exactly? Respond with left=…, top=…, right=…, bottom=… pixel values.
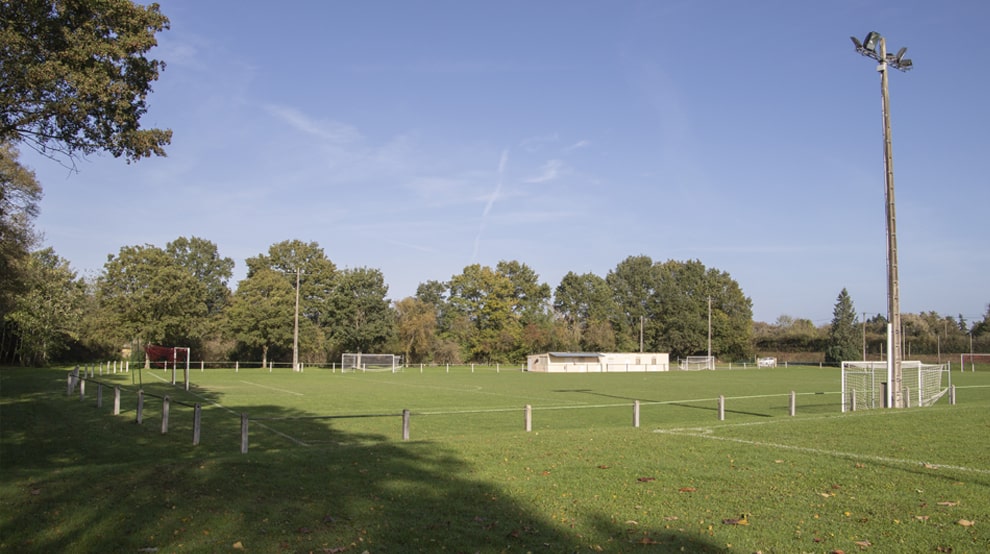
left=960, top=353, right=990, bottom=372
left=841, top=360, right=951, bottom=411
left=341, top=353, right=402, bottom=373
left=679, top=356, right=715, bottom=371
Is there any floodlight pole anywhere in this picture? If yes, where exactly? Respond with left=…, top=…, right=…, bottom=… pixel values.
left=854, top=32, right=909, bottom=408
left=878, top=36, right=904, bottom=408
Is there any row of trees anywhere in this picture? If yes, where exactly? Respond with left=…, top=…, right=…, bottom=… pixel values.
left=0, top=233, right=762, bottom=366
left=760, top=288, right=990, bottom=363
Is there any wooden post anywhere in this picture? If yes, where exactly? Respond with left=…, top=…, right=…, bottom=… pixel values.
left=789, top=391, right=796, bottom=416
left=850, top=389, right=857, bottom=412
left=402, top=409, right=410, bottom=441
left=136, top=390, right=144, bottom=424
left=114, top=386, right=121, bottom=415
left=201, top=360, right=205, bottom=372
left=161, top=396, right=170, bottom=434
left=471, top=363, right=474, bottom=373
left=717, top=395, right=725, bottom=421
left=193, top=403, right=201, bottom=445
left=240, top=413, right=249, bottom=454
left=79, top=377, right=86, bottom=400
left=97, top=383, right=103, bottom=408
left=235, top=361, right=239, bottom=372
left=904, top=387, right=911, bottom=408
left=949, top=384, right=956, bottom=405
left=524, top=404, right=532, bottom=432
left=67, top=374, right=73, bottom=395
left=633, top=400, right=640, bottom=428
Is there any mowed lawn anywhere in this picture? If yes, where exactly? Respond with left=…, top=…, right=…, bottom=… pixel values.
left=2, top=365, right=988, bottom=553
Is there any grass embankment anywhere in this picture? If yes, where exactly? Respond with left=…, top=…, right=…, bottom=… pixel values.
left=2, top=366, right=988, bottom=552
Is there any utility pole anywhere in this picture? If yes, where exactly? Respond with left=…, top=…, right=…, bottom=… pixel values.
left=293, top=266, right=300, bottom=371
left=707, top=296, right=712, bottom=369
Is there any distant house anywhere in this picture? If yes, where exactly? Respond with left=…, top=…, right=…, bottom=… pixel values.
left=526, top=352, right=670, bottom=373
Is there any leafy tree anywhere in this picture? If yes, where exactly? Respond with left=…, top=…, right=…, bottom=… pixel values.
left=605, top=255, right=655, bottom=350
left=496, top=260, right=552, bottom=323
left=95, top=244, right=208, bottom=359
left=394, top=297, right=436, bottom=364
left=326, top=267, right=394, bottom=356
left=973, top=305, right=990, bottom=337
left=225, top=269, right=295, bottom=367
left=4, top=247, right=85, bottom=365
left=553, top=271, right=621, bottom=351
left=825, top=288, right=860, bottom=364
left=0, top=143, right=42, bottom=319
left=246, top=239, right=336, bottom=328
left=651, top=259, right=753, bottom=360
left=165, top=236, right=234, bottom=316
left=0, top=0, right=172, bottom=163
left=447, top=263, right=523, bottom=362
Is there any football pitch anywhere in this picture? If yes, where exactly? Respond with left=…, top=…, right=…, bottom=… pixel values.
left=2, top=365, right=989, bottom=552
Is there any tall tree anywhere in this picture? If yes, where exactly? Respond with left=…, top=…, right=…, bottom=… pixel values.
left=246, top=239, right=336, bottom=328
left=95, top=244, right=207, bottom=358
left=326, top=267, right=394, bottom=356
left=165, top=236, right=234, bottom=316
left=606, top=255, right=656, bottom=351
left=0, top=0, right=172, bottom=163
left=553, top=271, right=621, bottom=351
left=394, top=297, right=436, bottom=364
left=0, top=143, right=41, bottom=319
left=4, top=247, right=85, bottom=365
left=225, top=269, right=295, bottom=367
left=825, top=288, right=860, bottom=364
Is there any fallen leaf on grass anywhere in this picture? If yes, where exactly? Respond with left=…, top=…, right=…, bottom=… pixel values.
left=637, top=477, right=656, bottom=482
left=915, top=515, right=930, bottom=522
left=937, top=501, right=959, bottom=507
left=232, top=542, right=244, bottom=550
left=854, top=539, right=872, bottom=548
left=678, top=487, right=696, bottom=493
left=722, top=515, right=749, bottom=526
left=923, top=463, right=939, bottom=469
left=663, top=516, right=679, bottom=521
left=597, top=465, right=609, bottom=469
left=956, top=519, right=975, bottom=527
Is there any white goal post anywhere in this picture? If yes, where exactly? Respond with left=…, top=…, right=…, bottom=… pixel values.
left=341, top=353, right=402, bottom=373
left=960, top=353, right=990, bottom=372
left=679, top=356, right=715, bottom=371
left=841, top=360, right=951, bottom=412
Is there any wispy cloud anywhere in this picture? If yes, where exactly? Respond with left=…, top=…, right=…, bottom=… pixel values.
left=525, top=159, right=564, bottom=183
left=265, top=104, right=362, bottom=143
left=519, top=133, right=559, bottom=153
left=563, top=140, right=591, bottom=152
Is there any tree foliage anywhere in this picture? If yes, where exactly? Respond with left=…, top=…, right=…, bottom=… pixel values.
left=326, top=267, right=394, bottom=356
left=0, top=143, right=42, bottom=318
left=4, top=247, right=85, bottom=365
left=95, top=243, right=207, bottom=352
left=825, top=288, right=860, bottom=364
left=0, top=0, right=172, bottom=163
left=225, top=268, right=295, bottom=367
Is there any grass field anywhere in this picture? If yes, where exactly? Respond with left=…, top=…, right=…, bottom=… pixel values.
left=2, top=364, right=989, bottom=553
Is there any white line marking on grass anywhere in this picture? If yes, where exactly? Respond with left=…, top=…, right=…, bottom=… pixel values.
left=141, top=370, right=310, bottom=446
left=238, top=380, right=304, bottom=396
left=655, top=425, right=990, bottom=475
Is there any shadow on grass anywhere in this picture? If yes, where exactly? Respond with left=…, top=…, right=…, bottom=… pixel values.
left=1, top=367, right=725, bottom=552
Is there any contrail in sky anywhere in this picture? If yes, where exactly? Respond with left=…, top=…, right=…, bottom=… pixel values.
left=473, top=149, right=509, bottom=260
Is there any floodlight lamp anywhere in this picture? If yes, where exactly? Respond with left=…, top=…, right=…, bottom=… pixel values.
left=850, top=36, right=863, bottom=49
left=894, top=47, right=907, bottom=62
left=899, top=58, right=913, bottom=70
left=863, top=32, right=881, bottom=53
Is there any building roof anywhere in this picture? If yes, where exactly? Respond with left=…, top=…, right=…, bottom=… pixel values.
left=547, top=352, right=604, bottom=358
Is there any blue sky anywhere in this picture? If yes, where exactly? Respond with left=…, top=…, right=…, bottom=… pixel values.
left=22, top=1, right=990, bottom=325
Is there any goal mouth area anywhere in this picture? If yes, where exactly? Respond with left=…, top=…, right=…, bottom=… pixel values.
left=841, top=360, right=951, bottom=410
